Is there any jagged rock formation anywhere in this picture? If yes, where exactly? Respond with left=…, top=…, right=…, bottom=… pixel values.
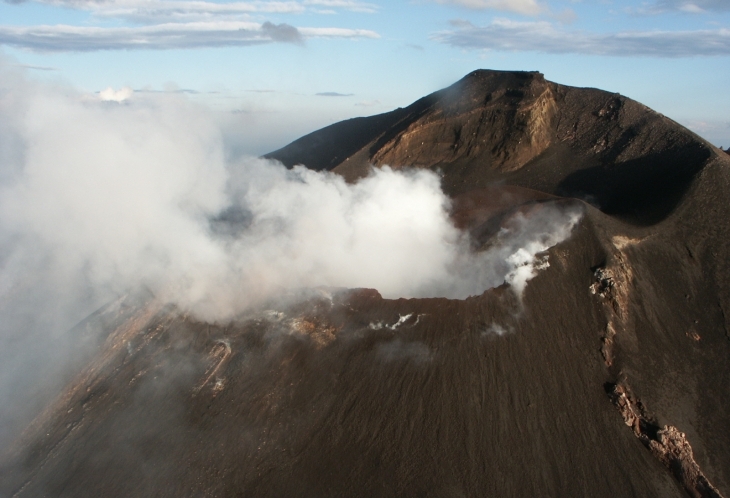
left=3, top=70, right=730, bottom=497
left=607, top=383, right=723, bottom=498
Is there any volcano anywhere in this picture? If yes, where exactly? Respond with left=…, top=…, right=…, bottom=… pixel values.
left=2, top=70, right=730, bottom=497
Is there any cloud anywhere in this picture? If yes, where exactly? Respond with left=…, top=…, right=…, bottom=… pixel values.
left=99, top=86, right=133, bottom=101
left=99, top=0, right=304, bottom=23
left=552, top=7, right=576, bottom=24
left=261, top=20, right=303, bottom=43
left=0, top=0, right=380, bottom=51
left=3, top=0, right=378, bottom=23
left=633, top=0, right=730, bottom=14
left=6, top=0, right=305, bottom=20
left=303, top=0, right=378, bottom=13
left=298, top=27, right=379, bottom=38
left=315, top=91, right=353, bottom=97
left=355, top=99, right=380, bottom=106
left=434, top=18, right=730, bottom=57
left=135, top=87, right=203, bottom=94
left=13, top=63, right=57, bottom=70
left=0, top=21, right=377, bottom=51
left=433, top=0, right=544, bottom=16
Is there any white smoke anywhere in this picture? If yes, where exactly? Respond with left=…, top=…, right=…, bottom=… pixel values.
left=0, top=58, right=581, bottom=324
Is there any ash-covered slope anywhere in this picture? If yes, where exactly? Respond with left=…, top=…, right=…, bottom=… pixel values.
left=3, top=71, right=730, bottom=498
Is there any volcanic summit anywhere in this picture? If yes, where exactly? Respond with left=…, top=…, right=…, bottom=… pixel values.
left=2, top=70, right=730, bottom=497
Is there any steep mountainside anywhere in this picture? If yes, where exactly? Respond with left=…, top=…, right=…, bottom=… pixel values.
left=2, top=70, right=730, bottom=498
left=269, top=70, right=716, bottom=226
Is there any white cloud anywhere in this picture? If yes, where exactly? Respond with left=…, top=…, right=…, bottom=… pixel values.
left=4, top=0, right=378, bottom=23
left=315, top=91, right=354, bottom=96
left=433, top=0, right=544, bottom=16
left=303, top=0, right=378, bottom=13
left=92, top=0, right=304, bottom=23
left=298, top=26, right=379, bottom=38
left=634, top=0, right=730, bottom=14
left=14, top=63, right=58, bottom=70
left=99, top=86, right=133, bottom=101
left=0, top=21, right=378, bottom=51
left=434, top=18, right=730, bottom=57
left=0, top=0, right=380, bottom=51
left=355, top=99, right=380, bottom=107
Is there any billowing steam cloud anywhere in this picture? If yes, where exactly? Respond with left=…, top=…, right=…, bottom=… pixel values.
left=0, top=58, right=581, bottom=324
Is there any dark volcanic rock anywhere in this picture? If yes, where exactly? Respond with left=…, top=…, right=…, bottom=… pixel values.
left=3, top=70, right=730, bottom=498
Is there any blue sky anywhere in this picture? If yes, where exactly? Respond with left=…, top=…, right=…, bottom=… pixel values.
left=1, top=0, right=729, bottom=154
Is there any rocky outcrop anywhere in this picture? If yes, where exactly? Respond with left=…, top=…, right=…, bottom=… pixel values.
left=370, top=71, right=557, bottom=172
left=607, top=383, right=724, bottom=498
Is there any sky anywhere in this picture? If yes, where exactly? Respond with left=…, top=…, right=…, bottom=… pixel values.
left=0, top=0, right=729, bottom=153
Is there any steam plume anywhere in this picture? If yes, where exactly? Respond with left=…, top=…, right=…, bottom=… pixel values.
left=0, top=59, right=581, bottom=322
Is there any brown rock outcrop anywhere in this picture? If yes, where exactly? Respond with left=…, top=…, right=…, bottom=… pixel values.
left=370, top=71, right=557, bottom=172
left=607, top=383, right=724, bottom=498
